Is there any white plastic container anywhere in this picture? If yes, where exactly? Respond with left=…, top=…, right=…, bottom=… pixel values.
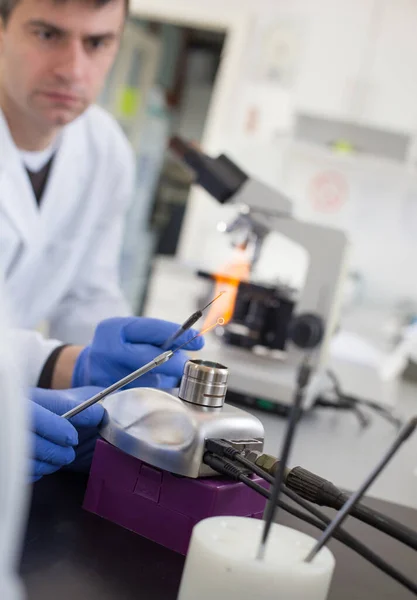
left=178, top=516, right=335, bottom=600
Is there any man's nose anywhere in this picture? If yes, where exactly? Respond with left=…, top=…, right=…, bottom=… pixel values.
left=52, top=40, right=87, bottom=83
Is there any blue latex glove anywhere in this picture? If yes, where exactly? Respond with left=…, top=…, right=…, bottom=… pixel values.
left=30, top=387, right=104, bottom=482
left=72, top=317, right=205, bottom=389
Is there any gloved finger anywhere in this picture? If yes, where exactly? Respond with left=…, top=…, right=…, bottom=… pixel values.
left=32, top=387, right=105, bottom=429
left=60, top=396, right=105, bottom=430
left=65, top=429, right=100, bottom=473
left=33, top=433, right=76, bottom=467
left=122, top=344, right=191, bottom=378
left=123, top=374, right=179, bottom=390
left=30, top=459, right=64, bottom=480
left=31, top=401, right=78, bottom=447
left=168, top=330, right=205, bottom=352
left=122, top=318, right=205, bottom=351
left=32, top=387, right=104, bottom=417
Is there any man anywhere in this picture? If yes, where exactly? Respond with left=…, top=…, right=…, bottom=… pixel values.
left=0, top=0, right=135, bottom=344
left=0, top=0, right=207, bottom=481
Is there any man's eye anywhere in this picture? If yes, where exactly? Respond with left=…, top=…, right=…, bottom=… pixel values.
left=89, top=39, right=103, bottom=49
left=36, top=29, right=58, bottom=41
left=86, top=37, right=111, bottom=51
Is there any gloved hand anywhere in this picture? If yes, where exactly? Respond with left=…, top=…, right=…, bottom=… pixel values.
left=72, top=317, right=204, bottom=389
left=30, top=386, right=104, bottom=482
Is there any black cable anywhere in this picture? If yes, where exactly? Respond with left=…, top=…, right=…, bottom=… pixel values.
left=206, top=440, right=330, bottom=520
left=203, top=452, right=417, bottom=596
left=234, top=452, right=342, bottom=520
left=337, top=492, right=417, bottom=552
left=205, top=443, right=417, bottom=594
left=239, top=475, right=417, bottom=596
left=208, top=440, right=417, bottom=551
left=314, top=396, right=372, bottom=428
left=240, top=461, right=417, bottom=595
left=306, top=418, right=417, bottom=562
left=286, top=466, right=417, bottom=552
left=346, top=393, right=404, bottom=429
left=326, top=370, right=404, bottom=429
left=315, top=370, right=372, bottom=428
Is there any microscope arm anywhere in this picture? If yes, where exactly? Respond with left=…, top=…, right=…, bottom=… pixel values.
left=231, top=178, right=293, bottom=217
left=269, top=216, right=349, bottom=370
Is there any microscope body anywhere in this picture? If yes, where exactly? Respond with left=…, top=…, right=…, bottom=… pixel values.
left=168, top=138, right=349, bottom=408
left=201, top=179, right=349, bottom=409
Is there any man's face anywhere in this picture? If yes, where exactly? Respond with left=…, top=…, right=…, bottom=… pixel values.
left=0, top=0, right=125, bottom=128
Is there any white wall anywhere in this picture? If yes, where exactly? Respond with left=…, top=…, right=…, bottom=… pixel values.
left=130, top=0, right=417, bottom=307
left=167, top=0, right=417, bottom=307
left=293, top=0, right=374, bottom=121
left=362, top=0, right=417, bottom=133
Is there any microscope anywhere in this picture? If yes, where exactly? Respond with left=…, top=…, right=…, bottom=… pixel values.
left=169, top=138, right=350, bottom=411
left=83, top=139, right=349, bottom=556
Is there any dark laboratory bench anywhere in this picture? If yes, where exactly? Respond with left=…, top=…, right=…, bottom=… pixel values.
left=21, top=471, right=417, bottom=600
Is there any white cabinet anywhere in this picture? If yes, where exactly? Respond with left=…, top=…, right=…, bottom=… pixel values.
left=294, top=0, right=417, bottom=134
left=294, top=0, right=374, bottom=120
left=358, top=0, right=417, bottom=133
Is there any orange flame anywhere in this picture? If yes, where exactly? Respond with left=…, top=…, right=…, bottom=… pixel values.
left=176, top=318, right=225, bottom=351
left=202, top=250, right=251, bottom=329
left=198, top=318, right=226, bottom=337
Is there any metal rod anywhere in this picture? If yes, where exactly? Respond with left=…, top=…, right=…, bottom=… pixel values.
left=256, top=375, right=305, bottom=560
left=200, top=291, right=227, bottom=313
left=161, top=292, right=226, bottom=350
left=62, top=351, right=174, bottom=420
left=305, top=416, right=417, bottom=563
left=62, top=328, right=210, bottom=421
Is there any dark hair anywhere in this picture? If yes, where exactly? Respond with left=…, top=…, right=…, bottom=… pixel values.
left=0, top=0, right=129, bottom=22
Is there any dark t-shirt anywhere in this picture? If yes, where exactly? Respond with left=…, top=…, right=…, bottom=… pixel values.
left=26, top=156, right=55, bottom=206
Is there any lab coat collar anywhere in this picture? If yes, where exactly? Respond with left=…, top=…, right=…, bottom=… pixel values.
left=0, top=108, right=88, bottom=245
left=0, top=108, right=86, bottom=166
left=37, top=114, right=89, bottom=238
left=0, top=108, right=38, bottom=243
left=0, top=108, right=16, bottom=169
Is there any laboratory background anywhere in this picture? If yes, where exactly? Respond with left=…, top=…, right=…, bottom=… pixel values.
left=6, top=0, right=417, bottom=599
left=115, top=0, right=417, bottom=437
left=115, top=0, right=417, bottom=336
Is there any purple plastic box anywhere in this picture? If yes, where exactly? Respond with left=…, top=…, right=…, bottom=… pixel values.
left=83, top=439, right=268, bottom=555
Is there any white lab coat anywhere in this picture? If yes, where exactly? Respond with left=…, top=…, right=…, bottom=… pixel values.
left=0, top=105, right=135, bottom=384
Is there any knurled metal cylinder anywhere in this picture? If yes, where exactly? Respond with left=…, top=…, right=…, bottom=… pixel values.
left=178, top=360, right=228, bottom=408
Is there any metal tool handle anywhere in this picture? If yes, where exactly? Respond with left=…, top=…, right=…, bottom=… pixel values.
left=62, top=351, right=173, bottom=420
left=161, top=292, right=226, bottom=351
left=161, top=314, right=201, bottom=351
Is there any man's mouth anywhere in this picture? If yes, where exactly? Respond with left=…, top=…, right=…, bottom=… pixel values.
left=41, top=91, right=81, bottom=104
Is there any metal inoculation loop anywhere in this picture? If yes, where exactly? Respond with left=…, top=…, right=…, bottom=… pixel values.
left=178, top=360, right=229, bottom=408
